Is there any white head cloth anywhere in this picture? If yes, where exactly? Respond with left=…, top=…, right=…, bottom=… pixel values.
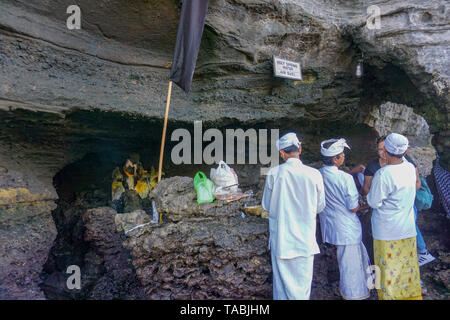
left=276, top=132, right=301, bottom=151
left=384, top=133, right=409, bottom=155
left=320, top=138, right=350, bottom=157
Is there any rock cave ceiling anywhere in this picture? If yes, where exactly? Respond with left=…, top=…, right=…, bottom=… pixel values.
left=0, top=0, right=448, bottom=179
left=0, top=0, right=448, bottom=120
left=0, top=0, right=448, bottom=200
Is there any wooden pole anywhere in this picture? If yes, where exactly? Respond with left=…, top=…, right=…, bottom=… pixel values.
left=158, top=80, right=173, bottom=183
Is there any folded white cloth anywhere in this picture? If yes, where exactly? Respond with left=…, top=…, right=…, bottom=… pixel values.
left=321, top=138, right=350, bottom=157
left=384, top=133, right=409, bottom=155
left=276, top=132, right=301, bottom=151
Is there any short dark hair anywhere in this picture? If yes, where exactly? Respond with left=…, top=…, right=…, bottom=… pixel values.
left=386, top=150, right=403, bottom=158
left=322, top=156, right=335, bottom=166
left=376, top=135, right=387, bottom=144
left=282, top=144, right=299, bottom=154
left=321, top=141, right=341, bottom=165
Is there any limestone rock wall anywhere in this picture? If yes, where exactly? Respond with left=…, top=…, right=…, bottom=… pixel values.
left=365, top=101, right=437, bottom=176
left=0, top=157, right=57, bottom=299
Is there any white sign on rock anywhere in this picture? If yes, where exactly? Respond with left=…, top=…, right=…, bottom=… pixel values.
left=273, top=56, right=302, bottom=80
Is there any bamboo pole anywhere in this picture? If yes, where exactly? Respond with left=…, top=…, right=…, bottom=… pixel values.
left=157, top=80, right=173, bottom=183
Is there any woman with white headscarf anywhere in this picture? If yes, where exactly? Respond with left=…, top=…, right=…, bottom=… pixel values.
left=318, top=138, right=370, bottom=300
left=367, top=133, right=422, bottom=300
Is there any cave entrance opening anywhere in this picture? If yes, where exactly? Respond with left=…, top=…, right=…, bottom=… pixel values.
left=37, top=113, right=379, bottom=299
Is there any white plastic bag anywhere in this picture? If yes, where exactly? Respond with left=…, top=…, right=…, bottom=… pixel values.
left=210, top=161, right=238, bottom=192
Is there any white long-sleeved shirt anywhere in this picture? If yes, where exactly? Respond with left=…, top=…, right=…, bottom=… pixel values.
left=367, top=159, right=417, bottom=241
left=319, top=165, right=361, bottom=245
left=262, top=158, right=325, bottom=259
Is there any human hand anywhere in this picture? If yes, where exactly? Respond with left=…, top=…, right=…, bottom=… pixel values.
left=349, top=164, right=365, bottom=174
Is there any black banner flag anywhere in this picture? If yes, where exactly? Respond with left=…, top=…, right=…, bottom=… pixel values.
left=169, top=0, right=209, bottom=93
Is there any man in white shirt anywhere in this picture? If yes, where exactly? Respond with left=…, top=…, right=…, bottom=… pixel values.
left=367, top=133, right=422, bottom=300
left=318, top=138, right=370, bottom=300
left=262, top=132, right=325, bottom=300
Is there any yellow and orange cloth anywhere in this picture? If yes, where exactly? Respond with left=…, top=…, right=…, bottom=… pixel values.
left=374, top=237, right=422, bottom=300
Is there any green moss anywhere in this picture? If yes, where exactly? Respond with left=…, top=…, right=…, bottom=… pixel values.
left=198, top=26, right=220, bottom=62
left=294, top=73, right=317, bottom=85
left=416, top=103, right=445, bottom=133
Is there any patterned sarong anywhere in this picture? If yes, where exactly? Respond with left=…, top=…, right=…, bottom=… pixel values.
left=373, top=237, right=422, bottom=300
left=434, top=155, right=450, bottom=217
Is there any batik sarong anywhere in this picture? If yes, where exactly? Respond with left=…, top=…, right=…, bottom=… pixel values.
left=373, top=237, right=422, bottom=300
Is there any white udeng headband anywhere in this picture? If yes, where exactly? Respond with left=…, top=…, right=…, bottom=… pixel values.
left=384, top=133, right=409, bottom=155
left=320, top=138, right=350, bottom=157
left=276, top=132, right=301, bottom=151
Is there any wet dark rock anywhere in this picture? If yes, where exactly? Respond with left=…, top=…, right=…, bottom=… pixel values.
left=0, top=155, right=57, bottom=299
left=415, top=208, right=450, bottom=300
left=0, top=200, right=57, bottom=299
left=115, top=210, right=151, bottom=234
left=38, top=204, right=147, bottom=300
left=121, top=189, right=144, bottom=214
left=39, top=157, right=147, bottom=300
left=122, top=176, right=271, bottom=299
left=82, top=207, right=146, bottom=299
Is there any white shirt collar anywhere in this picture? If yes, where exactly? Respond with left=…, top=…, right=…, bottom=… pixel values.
left=286, top=157, right=302, bottom=165
left=322, top=165, right=338, bottom=171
